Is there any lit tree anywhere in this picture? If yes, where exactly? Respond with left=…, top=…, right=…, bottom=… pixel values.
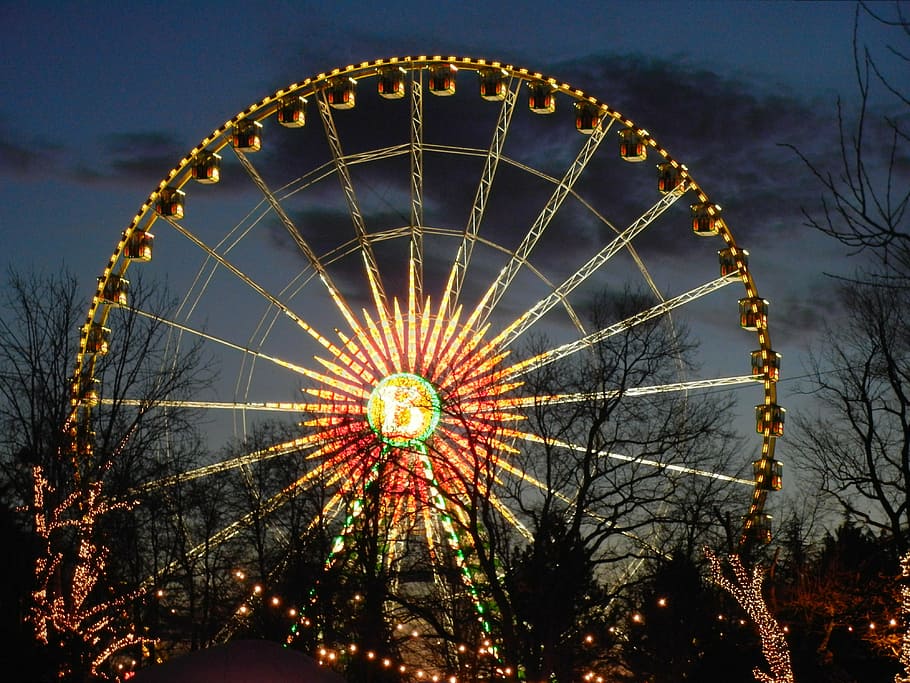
left=29, top=466, right=149, bottom=679
left=705, top=547, right=794, bottom=683
left=772, top=519, right=902, bottom=679
left=0, top=269, right=212, bottom=678
left=896, top=551, right=910, bottom=682
left=0, top=269, right=83, bottom=677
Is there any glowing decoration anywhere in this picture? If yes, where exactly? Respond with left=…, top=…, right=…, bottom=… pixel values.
left=289, top=279, right=530, bottom=562
left=705, top=547, right=794, bottom=683
left=897, top=551, right=910, bottom=683
left=367, top=373, right=441, bottom=447
left=269, top=278, right=537, bottom=659
left=29, top=466, right=151, bottom=679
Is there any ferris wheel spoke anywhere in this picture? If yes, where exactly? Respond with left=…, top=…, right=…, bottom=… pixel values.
left=571, top=193, right=667, bottom=305
left=501, top=375, right=761, bottom=411
left=487, top=489, right=534, bottom=541
left=233, top=149, right=332, bottom=274
left=234, top=269, right=322, bottom=424
left=125, top=305, right=311, bottom=376
left=128, top=437, right=319, bottom=495
left=510, top=431, right=754, bottom=486
left=231, top=218, right=385, bottom=425
left=317, top=90, right=389, bottom=316
left=132, top=446, right=361, bottom=587
left=174, top=155, right=366, bottom=329
left=443, top=80, right=520, bottom=318
left=509, top=275, right=737, bottom=378
left=138, top=471, right=345, bottom=593
left=265, top=147, right=407, bottom=213
left=474, top=117, right=614, bottom=328
left=422, top=144, right=659, bottom=337
left=500, top=187, right=688, bottom=348
left=102, top=398, right=336, bottom=412
left=494, top=455, right=627, bottom=534
left=233, top=144, right=406, bottom=240
left=496, top=451, right=683, bottom=562
left=335, top=143, right=411, bottom=169
left=409, top=71, right=425, bottom=304
left=159, top=215, right=373, bottom=377
left=236, top=222, right=431, bottom=407
left=495, top=457, right=578, bottom=507
left=172, top=188, right=283, bottom=326
left=232, top=148, right=370, bottom=335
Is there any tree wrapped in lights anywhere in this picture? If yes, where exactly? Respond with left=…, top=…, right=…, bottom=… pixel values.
left=0, top=269, right=212, bottom=678
left=29, top=465, right=150, bottom=679
left=896, top=551, right=910, bottom=683
left=705, top=548, right=793, bottom=683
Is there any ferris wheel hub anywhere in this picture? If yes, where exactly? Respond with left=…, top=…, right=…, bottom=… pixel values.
left=366, top=372, right=441, bottom=447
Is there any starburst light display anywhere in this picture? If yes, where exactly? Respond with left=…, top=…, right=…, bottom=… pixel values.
left=284, top=261, right=536, bottom=589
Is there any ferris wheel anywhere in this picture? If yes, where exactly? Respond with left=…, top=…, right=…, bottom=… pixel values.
left=66, top=56, right=784, bottom=671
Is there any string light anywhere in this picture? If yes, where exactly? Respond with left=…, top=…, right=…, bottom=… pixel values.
left=895, top=550, right=910, bottom=683
left=148, top=553, right=910, bottom=682
left=29, top=466, right=153, bottom=679
left=259, top=571, right=689, bottom=682
left=705, top=547, right=794, bottom=683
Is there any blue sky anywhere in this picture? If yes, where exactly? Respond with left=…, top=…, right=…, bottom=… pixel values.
left=1, top=1, right=907, bottom=509
left=4, top=1, right=901, bottom=289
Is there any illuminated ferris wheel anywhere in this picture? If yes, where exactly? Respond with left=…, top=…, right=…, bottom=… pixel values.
left=68, top=56, right=784, bottom=669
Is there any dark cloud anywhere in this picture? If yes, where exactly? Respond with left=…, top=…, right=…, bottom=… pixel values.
left=0, top=127, right=190, bottom=188
left=68, top=131, right=187, bottom=185
left=4, top=53, right=863, bottom=350
left=550, top=53, right=842, bottom=215
left=194, top=58, right=843, bottom=327
left=0, top=135, right=64, bottom=176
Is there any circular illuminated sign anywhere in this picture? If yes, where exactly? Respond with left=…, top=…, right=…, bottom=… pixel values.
left=367, top=373, right=441, bottom=447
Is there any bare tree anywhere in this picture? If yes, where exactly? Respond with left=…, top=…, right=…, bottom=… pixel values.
left=794, top=281, right=910, bottom=556
left=785, top=2, right=909, bottom=282
left=434, top=288, right=745, bottom=682
left=777, top=7, right=910, bottom=680
left=0, top=269, right=82, bottom=505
